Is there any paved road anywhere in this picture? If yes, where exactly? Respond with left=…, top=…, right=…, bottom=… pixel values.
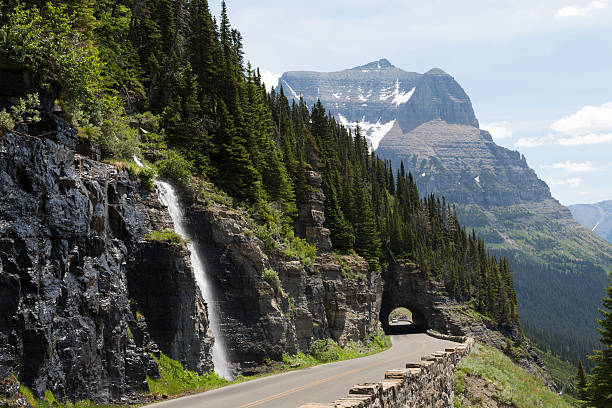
left=149, top=333, right=459, bottom=408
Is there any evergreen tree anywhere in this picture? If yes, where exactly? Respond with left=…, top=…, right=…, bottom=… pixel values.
left=587, top=276, right=612, bottom=407
left=576, top=360, right=588, bottom=406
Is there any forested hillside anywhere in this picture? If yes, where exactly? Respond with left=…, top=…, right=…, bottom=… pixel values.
left=1, top=0, right=518, bottom=333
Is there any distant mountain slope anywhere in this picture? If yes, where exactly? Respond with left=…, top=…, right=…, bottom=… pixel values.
left=570, top=200, right=612, bottom=244
left=280, top=59, right=612, bottom=364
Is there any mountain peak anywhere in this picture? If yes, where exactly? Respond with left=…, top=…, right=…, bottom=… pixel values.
left=425, top=68, right=449, bottom=76
left=352, top=58, right=395, bottom=70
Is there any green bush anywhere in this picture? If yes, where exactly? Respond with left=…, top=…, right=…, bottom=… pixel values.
left=144, top=229, right=187, bottom=248
left=157, top=151, right=194, bottom=187
left=262, top=268, right=282, bottom=293
left=308, top=339, right=341, bottom=363
left=252, top=202, right=317, bottom=267
left=139, top=167, right=156, bottom=190
left=0, top=4, right=104, bottom=126
left=0, top=5, right=139, bottom=160
left=0, top=93, right=41, bottom=132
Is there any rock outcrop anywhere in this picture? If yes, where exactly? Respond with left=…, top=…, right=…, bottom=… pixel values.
left=0, top=75, right=213, bottom=403
left=175, top=183, right=382, bottom=373
left=295, top=170, right=332, bottom=251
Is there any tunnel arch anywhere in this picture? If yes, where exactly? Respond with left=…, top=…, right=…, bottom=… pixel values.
left=380, top=300, right=428, bottom=334
left=379, top=260, right=459, bottom=336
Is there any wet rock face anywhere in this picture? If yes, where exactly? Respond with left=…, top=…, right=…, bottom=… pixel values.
left=0, top=113, right=213, bottom=403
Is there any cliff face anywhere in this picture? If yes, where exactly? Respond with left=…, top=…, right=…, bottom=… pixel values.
left=377, top=120, right=551, bottom=207
left=178, top=180, right=382, bottom=374
left=0, top=81, right=213, bottom=402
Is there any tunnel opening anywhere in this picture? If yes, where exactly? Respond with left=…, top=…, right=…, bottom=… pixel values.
left=380, top=304, right=428, bottom=335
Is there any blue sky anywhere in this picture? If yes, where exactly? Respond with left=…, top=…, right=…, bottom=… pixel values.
left=212, top=1, right=612, bottom=205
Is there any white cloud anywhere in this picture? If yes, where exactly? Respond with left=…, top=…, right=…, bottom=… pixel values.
left=515, top=133, right=555, bottom=147
left=259, top=69, right=281, bottom=92
left=540, top=160, right=595, bottom=172
left=481, top=121, right=513, bottom=141
left=557, top=133, right=612, bottom=146
left=554, top=0, right=607, bottom=19
left=546, top=177, right=583, bottom=188
left=551, top=102, right=612, bottom=135
left=520, top=102, right=612, bottom=147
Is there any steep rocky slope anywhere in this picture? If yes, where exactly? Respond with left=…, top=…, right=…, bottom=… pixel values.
left=280, top=59, right=612, bottom=362
left=0, top=101, right=213, bottom=402
left=570, top=200, right=612, bottom=244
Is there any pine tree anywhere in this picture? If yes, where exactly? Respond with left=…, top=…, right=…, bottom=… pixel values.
left=586, top=276, right=612, bottom=407
left=576, top=360, right=588, bottom=406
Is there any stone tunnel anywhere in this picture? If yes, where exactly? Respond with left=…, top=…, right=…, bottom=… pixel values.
left=379, top=259, right=462, bottom=336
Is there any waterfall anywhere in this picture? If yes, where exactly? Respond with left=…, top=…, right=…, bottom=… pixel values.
left=155, top=180, right=234, bottom=380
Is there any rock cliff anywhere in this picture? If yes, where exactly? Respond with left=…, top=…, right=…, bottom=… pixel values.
left=176, top=181, right=382, bottom=374
left=0, top=69, right=385, bottom=401
left=0, top=72, right=213, bottom=403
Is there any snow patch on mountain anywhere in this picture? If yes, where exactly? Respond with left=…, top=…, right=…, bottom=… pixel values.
left=377, top=80, right=415, bottom=106
left=393, top=86, right=415, bottom=106
left=337, top=114, right=395, bottom=151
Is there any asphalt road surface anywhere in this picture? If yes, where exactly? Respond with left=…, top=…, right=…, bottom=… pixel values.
left=148, top=333, right=460, bottom=408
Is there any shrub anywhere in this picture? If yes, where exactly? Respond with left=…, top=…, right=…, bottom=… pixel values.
left=262, top=268, right=282, bottom=293
left=144, top=228, right=187, bottom=248
left=0, top=93, right=41, bottom=133
left=157, top=151, right=194, bottom=187
left=0, top=5, right=140, bottom=160
left=139, top=167, right=156, bottom=190
left=308, top=339, right=341, bottom=363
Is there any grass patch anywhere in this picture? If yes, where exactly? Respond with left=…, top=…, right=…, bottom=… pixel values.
left=147, top=353, right=229, bottom=397
left=283, top=332, right=392, bottom=367
left=11, top=385, right=122, bottom=408
left=454, top=343, right=574, bottom=408
left=144, top=228, right=187, bottom=248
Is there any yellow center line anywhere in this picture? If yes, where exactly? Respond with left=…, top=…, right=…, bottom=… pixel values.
left=236, top=337, right=427, bottom=408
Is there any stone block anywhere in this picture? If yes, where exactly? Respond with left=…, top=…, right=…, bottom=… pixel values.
left=385, top=369, right=408, bottom=379
left=349, top=383, right=382, bottom=396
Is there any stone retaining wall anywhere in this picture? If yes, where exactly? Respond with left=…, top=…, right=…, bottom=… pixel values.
left=298, top=337, right=474, bottom=408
